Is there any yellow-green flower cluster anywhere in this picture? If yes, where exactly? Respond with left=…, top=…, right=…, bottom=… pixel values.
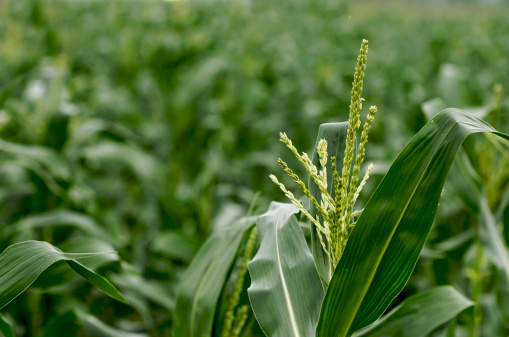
left=271, top=39, right=377, bottom=268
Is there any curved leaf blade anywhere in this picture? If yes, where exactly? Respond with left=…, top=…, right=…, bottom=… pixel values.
left=111, top=272, right=175, bottom=313
left=477, top=194, right=509, bottom=322
left=478, top=195, right=509, bottom=281
left=0, top=313, right=15, bottom=337
left=248, top=202, right=324, bottom=337
left=74, top=309, right=149, bottom=337
left=32, top=238, right=119, bottom=292
left=5, top=209, right=109, bottom=240
left=317, top=109, right=509, bottom=337
left=354, top=286, right=474, bottom=337
left=174, top=216, right=255, bottom=337
left=0, top=241, right=126, bottom=309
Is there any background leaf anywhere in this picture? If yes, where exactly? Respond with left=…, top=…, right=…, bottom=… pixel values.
left=0, top=240, right=126, bottom=309
left=4, top=209, right=110, bottom=241
left=0, top=313, right=15, bottom=337
left=354, top=286, right=474, bottom=337
left=174, top=216, right=255, bottom=337
left=477, top=194, right=509, bottom=323
left=248, top=202, right=324, bottom=337
left=74, top=309, right=149, bottom=337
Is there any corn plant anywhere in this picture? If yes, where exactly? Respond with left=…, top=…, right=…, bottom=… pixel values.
left=175, top=40, right=509, bottom=337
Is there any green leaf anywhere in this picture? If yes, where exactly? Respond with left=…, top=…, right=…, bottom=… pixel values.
left=42, top=311, right=80, bottom=337
left=477, top=194, right=509, bottom=322
left=0, top=139, right=70, bottom=181
left=478, top=195, right=509, bottom=283
left=316, top=109, right=509, bottom=337
left=151, top=231, right=199, bottom=261
left=32, top=238, right=119, bottom=291
left=0, top=241, right=127, bottom=309
left=174, top=216, right=255, bottom=337
left=80, top=141, right=165, bottom=194
left=74, top=309, right=149, bottom=337
left=309, top=122, right=349, bottom=287
left=433, top=228, right=474, bottom=253
left=4, top=210, right=111, bottom=242
left=248, top=202, right=324, bottom=337
left=111, top=271, right=174, bottom=313
left=44, top=308, right=149, bottom=337
left=0, top=313, right=15, bottom=337
left=354, top=286, right=474, bottom=337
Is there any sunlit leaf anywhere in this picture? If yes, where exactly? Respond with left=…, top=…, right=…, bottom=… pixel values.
left=0, top=241, right=127, bottom=309
left=317, top=109, right=509, bottom=337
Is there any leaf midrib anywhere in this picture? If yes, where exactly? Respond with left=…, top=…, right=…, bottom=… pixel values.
left=333, top=120, right=457, bottom=337
left=274, top=213, right=301, bottom=337
left=0, top=243, right=59, bottom=279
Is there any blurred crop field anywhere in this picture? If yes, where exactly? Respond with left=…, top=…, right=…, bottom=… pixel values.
left=0, top=0, right=508, bottom=336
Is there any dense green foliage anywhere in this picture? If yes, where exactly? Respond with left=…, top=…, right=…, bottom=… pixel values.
left=0, top=0, right=508, bottom=336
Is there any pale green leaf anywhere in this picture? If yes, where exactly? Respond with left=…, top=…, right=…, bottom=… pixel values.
left=174, top=216, right=255, bottom=337
left=309, top=122, right=349, bottom=287
left=0, top=241, right=127, bottom=309
left=248, top=202, right=324, bottom=337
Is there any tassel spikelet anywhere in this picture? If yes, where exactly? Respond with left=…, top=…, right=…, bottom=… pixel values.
left=221, top=227, right=258, bottom=337
left=231, top=305, right=249, bottom=337
left=271, top=39, right=378, bottom=268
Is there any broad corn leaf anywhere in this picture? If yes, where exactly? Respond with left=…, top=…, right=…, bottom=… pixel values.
left=354, top=286, right=474, bottom=337
left=174, top=216, right=255, bottom=337
left=0, top=241, right=127, bottom=309
left=317, top=109, right=509, bottom=337
left=248, top=202, right=324, bottom=337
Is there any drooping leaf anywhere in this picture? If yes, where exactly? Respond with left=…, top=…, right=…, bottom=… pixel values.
left=478, top=195, right=509, bottom=282
left=495, top=187, right=509, bottom=246
left=42, top=311, right=80, bottom=337
left=0, top=183, right=34, bottom=203
left=477, top=195, right=509, bottom=323
left=354, top=286, right=474, bottom=337
left=316, top=109, right=509, bottom=337
left=74, top=309, right=149, bottom=337
left=0, top=241, right=127, bottom=309
left=4, top=209, right=110, bottom=241
left=80, top=141, right=165, bottom=194
left=43, top=308, right=148, bottom=337
left=32, top=238, right=119, bottom=291
left=433, top=228, right=474, bottom=253
left=248, top=202, right=324, bottom=337
left=174, top=216, right=256, bottom=337
left=309, top=122, right=349, bottom=287
left=0, top=158, right=64, bottom=195
left=0, top=313, right=15, bottom=337
left=0, top=139, right=70, bottom=181
left=151, top=231, right=199, bottom=262
left=111, top=271, right=174, bottom=313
